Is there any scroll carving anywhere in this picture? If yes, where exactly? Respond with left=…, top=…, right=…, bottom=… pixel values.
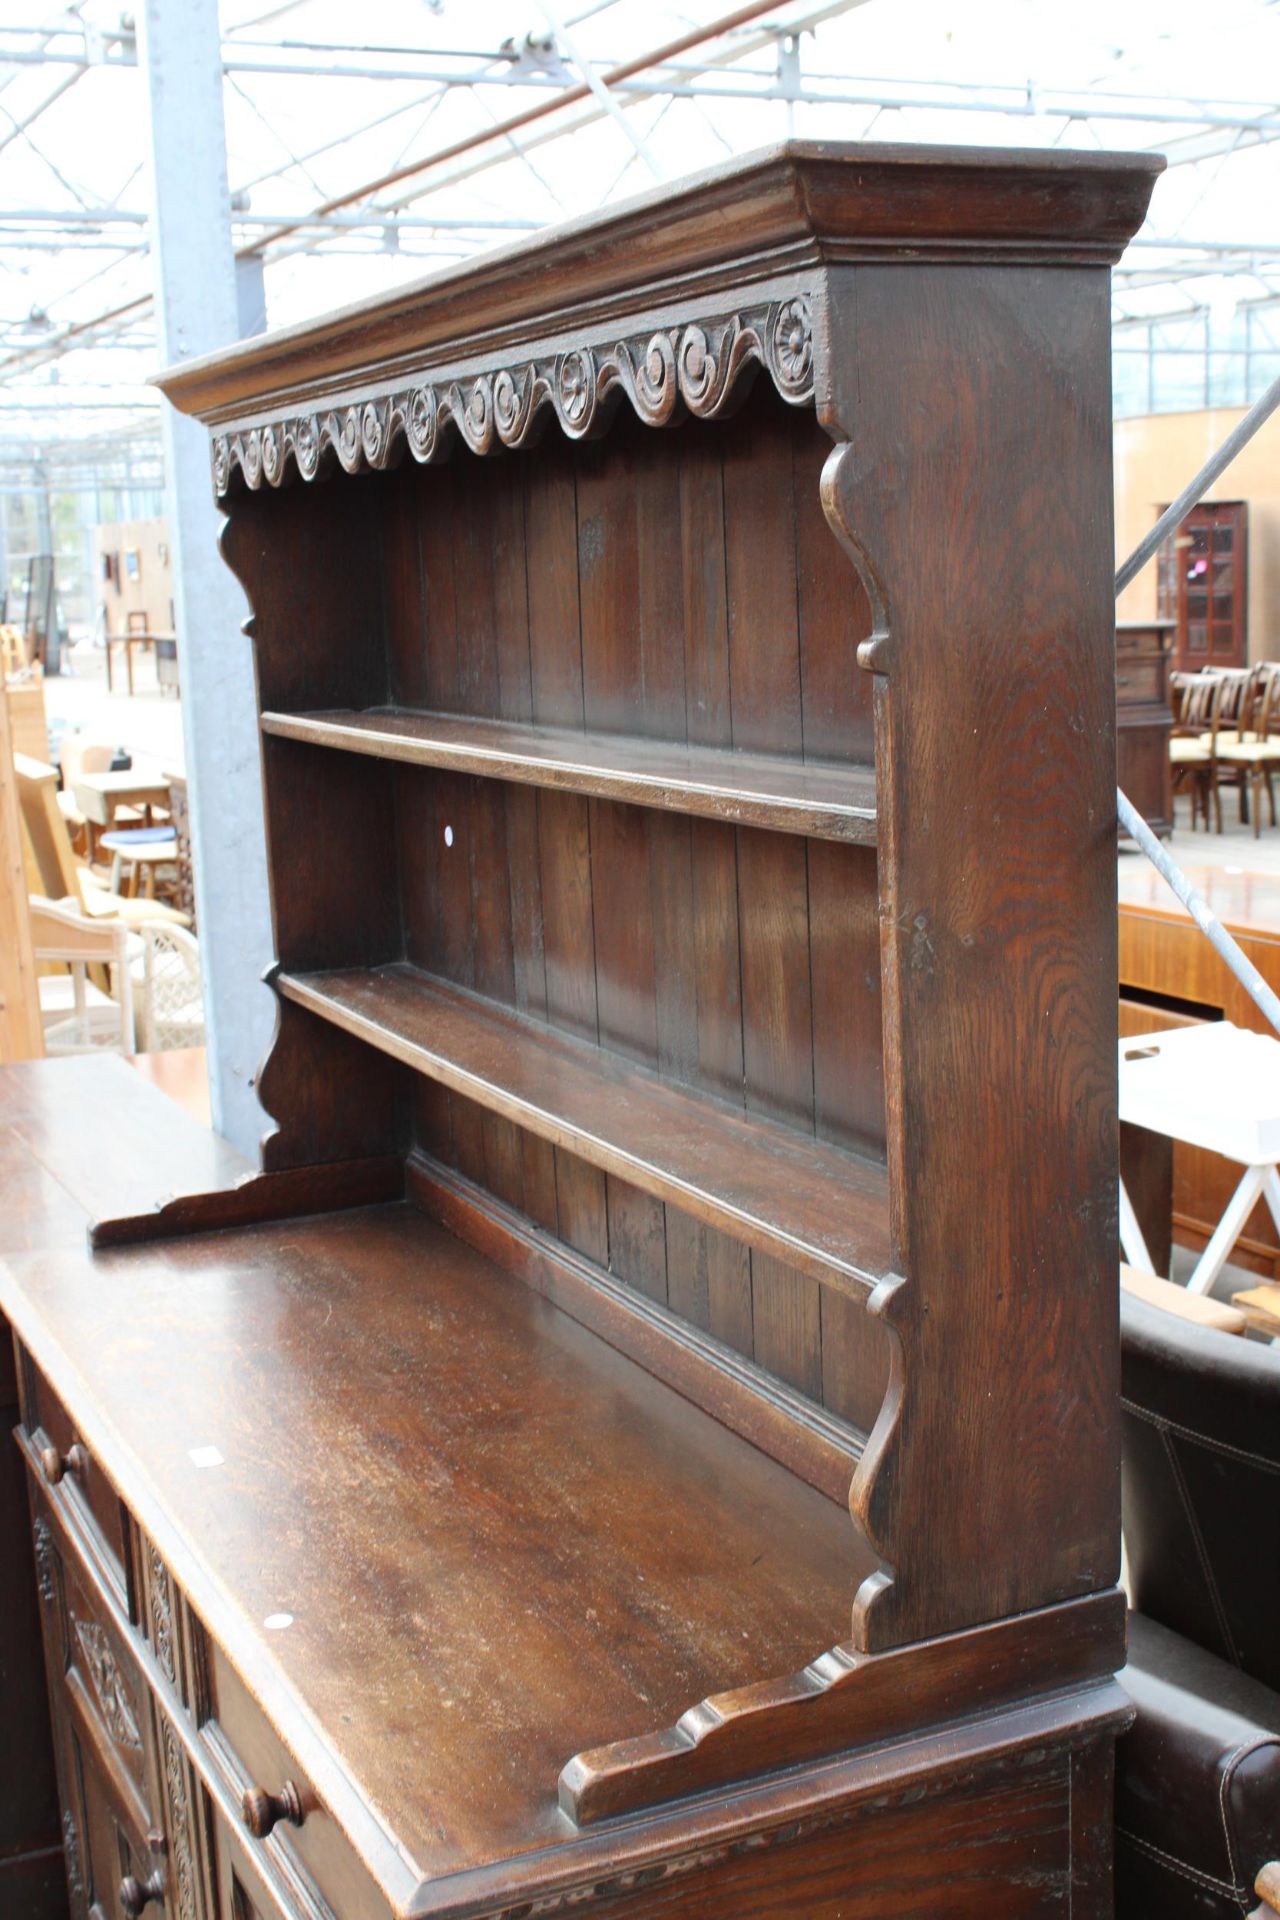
left=148, top=1544, right=177, bottom=1684
left=32, top=1514, right=56, bottom=1606
left=210, top=296, right=815, bottom=496
left=62, top=1807, right=83, bottom=1901
left=72, top=1614, right=143, bottom=1752
left=162, top=1718, right=199, bottom=1920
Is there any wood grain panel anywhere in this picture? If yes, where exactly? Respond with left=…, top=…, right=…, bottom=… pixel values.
left=722, top=405, right=803, bottom=755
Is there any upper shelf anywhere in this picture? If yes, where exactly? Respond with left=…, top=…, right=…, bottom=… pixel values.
left=261, top=708, right=878, bottom=845
left=277, top=963, right=892, bottom=1299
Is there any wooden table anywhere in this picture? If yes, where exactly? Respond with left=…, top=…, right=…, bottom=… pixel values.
left=72, top=763, right=171, bottom=861
left=1118, top=1023, right=1280, bottom=1293
left=1119, top=859, right=1280, bottom=1281
left=104, top=627, right=175, bottom=695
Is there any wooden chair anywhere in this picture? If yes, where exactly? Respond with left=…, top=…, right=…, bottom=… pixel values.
left=14, top=754, right=189, bottom=931
left=1169, top=673, right=1225, bottom=829
left=29, top=895, right=135, bottom=1053
left=56, top=737, right=116, bottom=857
left=1199, top=666, right=1260, bottom=825
left=1215, top=665, right=1280, bottom=837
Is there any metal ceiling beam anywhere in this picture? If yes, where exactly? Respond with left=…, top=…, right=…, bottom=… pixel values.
left=0, top=206, right=540, bottom=230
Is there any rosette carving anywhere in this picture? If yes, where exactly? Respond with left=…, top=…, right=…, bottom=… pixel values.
left=293, top=412, right=320, bottom=479
left=555, top=347, right=597, bottom=437
left=407, top=385, right=438, bottom=461
left=211, top=292, right=817, bottom=493
left=769, top=295, right=814, bottom=396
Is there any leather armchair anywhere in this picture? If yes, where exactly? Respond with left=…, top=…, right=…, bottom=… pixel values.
left=1118, top=1294, right=1280, bottom=1917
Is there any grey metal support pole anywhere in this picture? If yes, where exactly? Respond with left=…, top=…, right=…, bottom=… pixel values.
left=138, top=0, right=274, bottom=1155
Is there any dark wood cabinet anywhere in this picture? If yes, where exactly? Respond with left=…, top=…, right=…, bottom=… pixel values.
left=1157, top=499, right=1248, bottom=671
left=2, top=139, right=1160, bottom=1919
left=1117, top=617, right=1174, bottom=835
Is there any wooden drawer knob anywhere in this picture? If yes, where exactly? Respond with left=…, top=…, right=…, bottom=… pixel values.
left=39, top=1442, right=88, bottom=1486
left=119, top=1869, right=164, bottom=1915
left=242, top=1780, right=304, bottom=1839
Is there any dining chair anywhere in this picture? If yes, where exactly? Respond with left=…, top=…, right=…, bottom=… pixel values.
left=1169, top=673, right=1225, bottom=830
left=1216, top=665, right=1280, bottom=837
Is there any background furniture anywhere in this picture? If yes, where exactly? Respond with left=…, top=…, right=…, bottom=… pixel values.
left=134, top=923, right=203, bottom=1052
left=30, top=896, right=135, bottom=1054
left=70, top=762, right=169, bottom=862
left=0, top=681, right=43, bottom=1064
left=1216, top=663, right=1280, bottom=836
left=100, top=823, right=181, bottom=901
left=1118, top=1024, right=1280, bottom=1293
left=104, top=625, right=176, bottom=696
left=1119, top=863, right=1280, bottom=1281
left=3, top=143, right=1159, bottom=1919
left=1169, top=670, right=1226, bottom=829
left=1157, top=498, right=1249, bottom=672
left=15, top=753, right=189, bottom=931
left=1117, top=618, right=1174, bottom=835
left=1116, top=1292, right=1280, bottom=1918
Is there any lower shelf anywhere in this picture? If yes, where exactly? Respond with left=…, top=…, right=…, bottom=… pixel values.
left=277, top=963, right=892, bottom=1299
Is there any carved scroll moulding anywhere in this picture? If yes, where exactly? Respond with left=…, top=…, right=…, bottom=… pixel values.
left=211, top=295, right=815, bottom=495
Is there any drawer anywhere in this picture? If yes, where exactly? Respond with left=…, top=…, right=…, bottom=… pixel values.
left=20, top=1347, right=129, bottom=1588
left=26, top=1463, right=158, bottom=1840
left=1115, top=658, right=1165, bottom=704
left=206, top=1645, right=372, bottom=1918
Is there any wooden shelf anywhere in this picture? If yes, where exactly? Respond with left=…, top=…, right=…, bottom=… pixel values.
left=261, top=708, right=878, bottom=844
left=277, top=964, right=892, bottom=1299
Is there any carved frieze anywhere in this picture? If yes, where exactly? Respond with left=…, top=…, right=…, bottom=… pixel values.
left=72, top=1614, right=142, bottom=1752
left=211, top=295, right=815, bottom=496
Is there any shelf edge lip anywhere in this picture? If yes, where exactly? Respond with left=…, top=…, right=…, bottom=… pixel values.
left=276, top=964, right=890, bottom=1299
left=153, top=139, right=1161, bottom=422
left=260, top=709, right=878, bottom=845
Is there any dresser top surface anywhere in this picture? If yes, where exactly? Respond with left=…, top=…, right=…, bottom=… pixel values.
left=0, top=1164, right=863, bottom=1902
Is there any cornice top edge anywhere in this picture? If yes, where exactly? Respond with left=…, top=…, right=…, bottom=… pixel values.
left=156, top=139, right=1162, bottom=425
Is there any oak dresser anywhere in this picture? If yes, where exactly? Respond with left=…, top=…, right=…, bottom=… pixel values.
left=3, top=141, right=1159, bottom=1919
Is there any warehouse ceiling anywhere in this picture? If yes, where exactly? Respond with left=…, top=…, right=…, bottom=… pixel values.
left=1, top=0, right=1278, bottom=463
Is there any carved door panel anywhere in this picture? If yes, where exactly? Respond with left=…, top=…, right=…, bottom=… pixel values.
left=61, top=1711, right=159, bottom=1920
left=148, top=1704, right=220, bottom=1920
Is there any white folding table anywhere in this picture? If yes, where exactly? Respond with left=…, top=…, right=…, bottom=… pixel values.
left=1118, top=1022, right=1280, bottom=1296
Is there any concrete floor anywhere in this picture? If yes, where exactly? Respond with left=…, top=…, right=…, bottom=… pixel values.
left=42, top=635, right=186, bottom=769
left=1138, top=782, right=1280, bottom=877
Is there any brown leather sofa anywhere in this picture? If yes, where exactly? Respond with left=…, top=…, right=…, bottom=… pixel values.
left=1117, top=1293, right=1280, bottom=1917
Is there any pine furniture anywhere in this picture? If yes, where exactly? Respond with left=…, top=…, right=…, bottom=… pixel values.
left=2, top=141, right=1159, bottom=1919
left=1119, top=861, right=1280, bottom=1281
